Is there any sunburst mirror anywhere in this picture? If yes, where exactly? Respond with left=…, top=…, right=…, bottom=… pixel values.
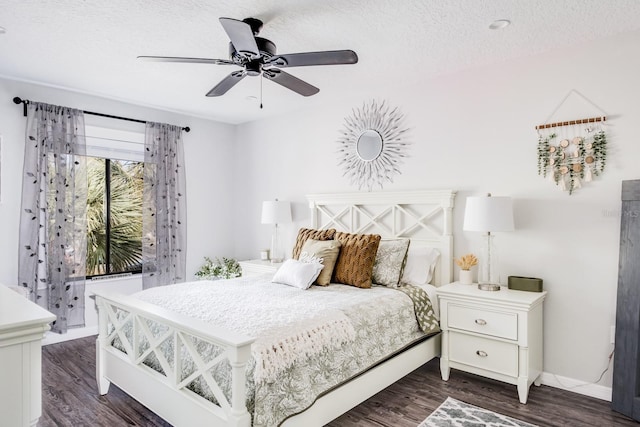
left=337, top=100, right=410, bottom=191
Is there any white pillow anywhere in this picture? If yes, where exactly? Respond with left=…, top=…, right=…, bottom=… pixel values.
left=272, top=259, right=324, bottom=290
left=400, top=247, right=440, bottom=286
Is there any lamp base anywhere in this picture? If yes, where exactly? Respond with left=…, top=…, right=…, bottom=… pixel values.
left=478, top=283, right=501, bottom=291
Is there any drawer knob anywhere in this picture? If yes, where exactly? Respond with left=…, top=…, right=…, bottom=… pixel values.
left=475, top=319, right=487, bottom=326
left=476, top=350, right=488, bottom=357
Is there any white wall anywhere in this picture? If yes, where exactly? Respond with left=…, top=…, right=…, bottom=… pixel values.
left=0, top=77, right=237, bottom=333
left=233, top=30, right=640, bottom=394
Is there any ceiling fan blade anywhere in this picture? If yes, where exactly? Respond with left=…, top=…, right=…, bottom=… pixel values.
left=206, top=71, right=247, bottom=97
left=219, top=17, right=259, bottom=58
left=263, top=69, right=319, bottom=97
left=265, top=50, right=358, bottom=68
left=138, top=55, right=235, bottom=65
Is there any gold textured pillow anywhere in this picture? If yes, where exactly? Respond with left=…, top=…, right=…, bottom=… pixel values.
left=292, top=228, right=336, bottom=259
left=332, top=232, right=382, bottom=288
left=299, top=239, right=342, bottom=286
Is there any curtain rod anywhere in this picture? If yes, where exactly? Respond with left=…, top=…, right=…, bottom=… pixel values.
left=12, top=97, right=191, bottom=133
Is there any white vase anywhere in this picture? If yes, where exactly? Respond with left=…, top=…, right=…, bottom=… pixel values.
left=459, top=270, right=473, bottom=285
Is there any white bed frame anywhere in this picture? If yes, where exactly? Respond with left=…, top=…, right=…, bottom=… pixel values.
left=94, top=189, right=456, bottom=427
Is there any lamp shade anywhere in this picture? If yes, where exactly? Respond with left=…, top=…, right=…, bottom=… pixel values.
left=261, top=200, right=292, bottom=224
left=463, top=195, right=514, bottom=232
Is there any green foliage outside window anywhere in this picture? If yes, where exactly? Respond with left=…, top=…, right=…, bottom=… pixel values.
left=86, top=157, right=143, bottom=276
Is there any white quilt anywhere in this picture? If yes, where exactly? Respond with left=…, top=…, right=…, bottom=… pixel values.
left=130, top=274, right=438, bottom=426
left=135, top=275, right=368, bottom=382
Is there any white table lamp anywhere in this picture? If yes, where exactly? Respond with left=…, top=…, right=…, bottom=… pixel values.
left=261, top=199, right=292, bottom=263
left=463, top=193, right=514, bottom=291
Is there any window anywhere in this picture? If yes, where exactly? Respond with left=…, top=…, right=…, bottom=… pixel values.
left=84, top=125, right=145, bottom=278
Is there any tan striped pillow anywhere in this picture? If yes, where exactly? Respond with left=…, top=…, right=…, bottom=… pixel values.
left=332, top=232, right=382, bottom=288
left=299, top=238, right=342, bottom=286
left=292, top=228, right=336, bottom=259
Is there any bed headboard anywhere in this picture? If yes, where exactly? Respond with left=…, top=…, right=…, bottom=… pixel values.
left=306, top=190, right=456, bottom=286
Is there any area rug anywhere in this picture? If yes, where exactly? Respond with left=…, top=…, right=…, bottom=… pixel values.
left=418, top=397, right=538, bottom=427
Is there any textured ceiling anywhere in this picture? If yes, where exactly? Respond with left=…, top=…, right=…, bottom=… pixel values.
left=2, top=0, right=640, bottom=124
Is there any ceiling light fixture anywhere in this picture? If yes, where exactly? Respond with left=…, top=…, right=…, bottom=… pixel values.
left=489, top=19, right=511, bottom=30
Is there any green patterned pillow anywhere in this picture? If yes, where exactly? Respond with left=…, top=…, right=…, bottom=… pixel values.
left=372, top=239, right=410, bottom=287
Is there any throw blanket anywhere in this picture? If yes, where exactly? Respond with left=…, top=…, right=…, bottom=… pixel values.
left=135, top=277, right=357, bottom=383
left=393, top=284, right=440, bottom=336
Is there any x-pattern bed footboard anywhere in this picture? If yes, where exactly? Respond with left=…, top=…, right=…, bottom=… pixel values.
left=95, top=291, right=255, bottom=427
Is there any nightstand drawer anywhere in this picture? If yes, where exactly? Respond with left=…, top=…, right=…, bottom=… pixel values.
left=448, top=304, right=517, bottom=340
left=449, top=332, right=518, bottom=377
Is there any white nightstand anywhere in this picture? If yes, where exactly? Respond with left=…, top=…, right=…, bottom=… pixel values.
left=438, top=282, right=547, bottom=404
left=238, top=259, right=282, bottom=277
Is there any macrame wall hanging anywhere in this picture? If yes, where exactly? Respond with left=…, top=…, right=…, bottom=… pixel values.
left=536, top=90, right=608, bottom=195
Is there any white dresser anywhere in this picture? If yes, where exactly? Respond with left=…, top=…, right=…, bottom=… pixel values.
left=0, top=284, right=56, bottom=427
left=238, top=259, right=282, bottom=277
left=438, top=282, right=546, bottom=403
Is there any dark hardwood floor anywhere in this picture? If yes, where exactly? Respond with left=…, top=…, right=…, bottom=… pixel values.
left=40, top=336, right=170, bottom=427
left=40, top=336, right=636, bottom=426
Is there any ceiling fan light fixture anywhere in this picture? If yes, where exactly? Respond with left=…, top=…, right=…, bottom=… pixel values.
left=489, top=19, right=511, bottom=30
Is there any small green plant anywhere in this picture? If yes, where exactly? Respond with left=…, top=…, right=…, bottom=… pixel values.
left=195, top=257, right=242, bottom=280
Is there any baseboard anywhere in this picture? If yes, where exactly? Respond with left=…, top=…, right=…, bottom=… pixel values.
left=540, top=372, right=612, bottom=402
left=42, top=325, right=99, bottom=346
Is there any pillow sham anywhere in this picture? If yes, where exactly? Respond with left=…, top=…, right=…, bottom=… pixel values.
left=332, top=231, right=381, bottom=289
left=299, top=238, right=342, bottom=286
left=292, top=227, right=336, bottom=259
left=272, top=259, right=323, bottom=290
left=372, top=238, right=410, bottom=287
left=400, top=247, right=440, bottom=286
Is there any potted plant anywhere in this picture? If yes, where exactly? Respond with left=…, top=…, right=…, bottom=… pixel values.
left=455, top=254, right=478, bottom=285
left=195, top=257, right=242, bottom=280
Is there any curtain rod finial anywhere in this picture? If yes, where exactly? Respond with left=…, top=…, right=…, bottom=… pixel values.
left=183, top=126, right=190, bottom=133
left=13, top=96, right=23, bottom=104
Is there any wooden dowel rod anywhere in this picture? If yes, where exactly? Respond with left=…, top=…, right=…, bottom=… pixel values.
left=535, top=116, right=606, bottom=130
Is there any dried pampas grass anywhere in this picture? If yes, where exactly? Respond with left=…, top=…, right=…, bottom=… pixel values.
left=455, top=254, right=478, bottom=271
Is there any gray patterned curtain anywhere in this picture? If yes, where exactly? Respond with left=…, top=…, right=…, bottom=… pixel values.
left=142, top=122, right=186, bottom=288
left=18, top=102, right=87, bottom=333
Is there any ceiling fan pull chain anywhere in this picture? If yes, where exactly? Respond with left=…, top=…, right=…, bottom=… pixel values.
left=260, top=74, right=263, bottom=109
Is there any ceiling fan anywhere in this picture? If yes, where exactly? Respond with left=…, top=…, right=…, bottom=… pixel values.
left=138, top=17, right=358, bottom=98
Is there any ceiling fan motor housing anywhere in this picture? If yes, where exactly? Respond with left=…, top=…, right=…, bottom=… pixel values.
left=229, top=37, right=277, bottom=76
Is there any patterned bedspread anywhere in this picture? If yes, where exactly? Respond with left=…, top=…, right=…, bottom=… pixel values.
left=129, top=274, right=439, bottom=426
